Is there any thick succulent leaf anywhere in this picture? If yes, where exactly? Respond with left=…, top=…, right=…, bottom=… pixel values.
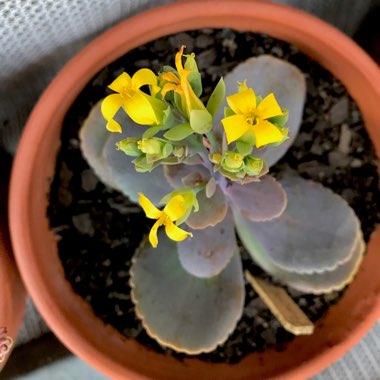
left=78, top=101, right=173, bottom=204
left=282, top=235, right=365, bottom=294
left=236, top=207, right=365, bottom=294
left=178, top=210, right=237, bottom=278
left=164, top=123, right=193, bottom=141
left=130, top=232, right=245, bottom=354
left=164, top=163, right=210, bottom=188
left=215, top=55, right=306, bottom=167
left=207, top=77, right=226, bottom=117
left=186, top=185, right=228, bottom=229
left=226, top=175, right=287, bottom=221
left=79, top=100, right=117, bottom=187
left=234, top=175, right=361, bottom=275
left=103, top=135, right=172, bottom=205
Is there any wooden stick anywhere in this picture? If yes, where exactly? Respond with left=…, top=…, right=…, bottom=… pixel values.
left=245, top=271, right=314, bottom=335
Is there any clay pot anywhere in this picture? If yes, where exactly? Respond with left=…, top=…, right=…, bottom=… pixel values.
left=9, top=1, right=380, bottom=379
left=0, top=155, right=26, bottom=372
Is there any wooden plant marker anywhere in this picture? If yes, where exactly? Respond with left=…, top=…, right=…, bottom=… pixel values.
left=245, top=271, right=314, bottom=335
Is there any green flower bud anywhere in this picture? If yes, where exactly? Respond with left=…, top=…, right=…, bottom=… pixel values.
left=116, top=138, right=141, bottom=157
left=138, top=138, right=163, bottom=155
left=222, top=151, right=245, bottom=173
left=133, top=156, right=154, bottom=173
left=244, top=156, right=264, bottom=176
left=210, top=153, right=222, bottom=164
left=173, top=146, right=187, bottom=158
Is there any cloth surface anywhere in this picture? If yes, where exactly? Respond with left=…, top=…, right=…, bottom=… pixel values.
left=15, top=299, right=49, bottom=348
left=1, top=0, right=379, bottom=379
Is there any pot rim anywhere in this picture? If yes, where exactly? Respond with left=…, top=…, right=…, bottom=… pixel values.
left=0, top=158, right=26, bottom=371
left=9, top=1, right=380, bottom=379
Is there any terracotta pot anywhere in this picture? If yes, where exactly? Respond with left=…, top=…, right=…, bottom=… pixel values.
left=9, top=1, right=380, bottom=379
left=0, top=155, right=26, bottom=372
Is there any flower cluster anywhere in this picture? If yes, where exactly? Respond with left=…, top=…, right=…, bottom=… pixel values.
left=101, top=46, right=288, bottom=246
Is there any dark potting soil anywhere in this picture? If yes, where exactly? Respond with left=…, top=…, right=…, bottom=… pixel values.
left=47, top=29, right=380, bottom=364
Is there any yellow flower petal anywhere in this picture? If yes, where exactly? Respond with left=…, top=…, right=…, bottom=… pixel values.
left=221, top=114, right=250, bottom=144
left=106, top=119, right=122, bottom=133
left=101, top=94, right=124, bottom=132
left=161, top=72, right=180, bottom=84
left=150, top=84, right=161, bottom=97
left=132, top=68, right=157, bottom=90
left=226, top=88, right=256, bottom=115
left=138, top=193, right=161, bottom=219
left=257, top=93, right=283, bottom=120
left=161, top=83, right=181, bottom=97
left=252, top=120, right=284, bottom=148
left=124, top=92, right=159, bottom=125
left=101, top=93, right=124, bottom=120
left=149, top=219, right=162, bottom=248
left=164, top=195, right=187, bottom=221
left=165, top=220, right=192, bottom=242
left=175, top=45, right=186, bottom=74
left=182, top=80, right=205, bottom=115
left=108, top=72, right=132, bottom=93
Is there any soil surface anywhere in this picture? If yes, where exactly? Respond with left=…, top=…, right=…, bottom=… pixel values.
left=47, top=29, right=380, bottom=363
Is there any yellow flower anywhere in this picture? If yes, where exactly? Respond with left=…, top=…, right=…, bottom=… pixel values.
left=138, top=193, right=193, bottom=247
left=101, top=69, right=163, bottom=132
left=221, top=87, right=284, bottom=148
left=161, top=46, right=206, bottom=119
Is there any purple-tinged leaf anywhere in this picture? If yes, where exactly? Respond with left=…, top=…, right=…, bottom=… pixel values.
left=282, top=234, right=364, bottom=294
left=235, top=208, right=364, bottom=294
left=178, top=210, right=237, bottom=278
left=79, top=100, right=118, bottom=188
left=226, top=175, right=287, bottom=222
left=164, top=163, right=210, bottom=189
left=186, top=185, right=228, bottom=229
left=130, top=232, right=245, bottom=354
left=235, top=175, right=361, bottom=275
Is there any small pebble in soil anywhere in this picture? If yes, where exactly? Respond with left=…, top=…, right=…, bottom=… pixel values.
left=48, top=29, right=379, bottom=364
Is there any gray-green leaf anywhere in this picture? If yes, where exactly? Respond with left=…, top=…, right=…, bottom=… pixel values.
left=234, top=173, right=364, bottom=294
left=206, top=77, right=226, bottom=118
left=79, top=100, right=118, bottom=188
left=130, top=233, right=245, bottom=354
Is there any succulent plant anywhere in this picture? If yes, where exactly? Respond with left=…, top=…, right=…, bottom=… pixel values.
left=80, top=47, right=364, bottom=354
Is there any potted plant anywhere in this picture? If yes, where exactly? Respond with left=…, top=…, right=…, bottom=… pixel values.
left=0, top=152, right=26, bottom=372
left=9, top=1, right=380, bottom=379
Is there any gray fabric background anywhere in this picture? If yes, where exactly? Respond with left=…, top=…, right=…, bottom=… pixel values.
left=1, top=0, right=379, bottom=378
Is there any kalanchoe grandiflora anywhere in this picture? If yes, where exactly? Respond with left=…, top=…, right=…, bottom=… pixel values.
left=101, top=46, right=289, bottom=245
left=81, top=50, right=363, bottom=354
